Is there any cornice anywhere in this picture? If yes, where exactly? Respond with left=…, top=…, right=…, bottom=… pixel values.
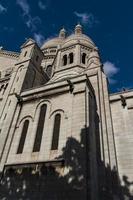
left=0, top=50, right=19, bottom=59
left=19, top=74, right=92, bottom=102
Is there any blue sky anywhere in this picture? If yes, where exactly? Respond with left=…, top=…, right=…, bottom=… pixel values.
left=0, top=0, right=133, bottom=93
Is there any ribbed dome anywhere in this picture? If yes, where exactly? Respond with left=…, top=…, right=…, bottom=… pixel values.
left=62, top=34, right=95, bottom=48
left=41, top=37, right=63, bottom=49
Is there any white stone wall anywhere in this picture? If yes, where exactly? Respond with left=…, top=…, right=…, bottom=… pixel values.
left=110, top=91, right=133, bottom=194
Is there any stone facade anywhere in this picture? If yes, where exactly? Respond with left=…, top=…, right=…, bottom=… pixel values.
left=0, top=24, right=132, bottom=199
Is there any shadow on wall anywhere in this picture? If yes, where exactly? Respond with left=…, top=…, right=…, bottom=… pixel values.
left=0, top=127, right=133, bottom=200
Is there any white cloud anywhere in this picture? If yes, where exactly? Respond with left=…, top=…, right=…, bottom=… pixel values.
left=74, top=12, right=98, bottom=27
left=38, top=1, right=46, bottom=10
left=16, top=0, right=41, bottom=31
left=0, top=3, right=7, bottom=13
left=26, top=16, right=41, bottom=31
left=103, top=61, right=119, bottom=84
left=34, top=33, right=45, bottom=46
left=16, top=0, right=29, bottom=15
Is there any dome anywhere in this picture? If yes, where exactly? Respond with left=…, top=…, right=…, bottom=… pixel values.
left=41, top=25, right=95, bottom=50
left=41, top=37, right=63, bottom=49
left=62, top=33, right=95, bottom=48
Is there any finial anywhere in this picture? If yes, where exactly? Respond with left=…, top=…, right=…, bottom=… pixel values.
left=75, top=23, right=83, bottom=35
left=59, top=27, right=66, bottom=39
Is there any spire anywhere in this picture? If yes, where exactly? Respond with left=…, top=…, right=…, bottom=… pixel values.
left=75, top=23, right=83, bottom=35
left=59, top=27, right=66, bottom=39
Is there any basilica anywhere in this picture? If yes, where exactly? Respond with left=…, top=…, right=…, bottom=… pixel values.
left=0, top=24, right=133, bottom=199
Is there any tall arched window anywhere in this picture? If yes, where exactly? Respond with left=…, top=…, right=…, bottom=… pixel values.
left=51, top=114, right=61, bottom=150
left=17, top=120, right=29, bottom=154
left=33, top=104, right=47, bottom=152
left=24, top=51, right=27, bottom=57
left=82, top=53, right=86, bottom=64
left=46, top=65, right=52, bottom=77
left=69, top=53, right=74, bottom=64
left=63, top=55, right=67, bottom=66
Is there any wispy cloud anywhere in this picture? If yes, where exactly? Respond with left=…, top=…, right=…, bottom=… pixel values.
left=33, top=33, right=45, bottom=46
left=0, top=3, right=7, bottom=13
left=38, top=1, right=46, bottom=10
left=74, top=11, right=98, bottom=27
left=103, top=61, right=119, bottom=84
left=16, top=0, right=41, bottom=31
left=26, top=16, right=41, bottom=30
left=16, top=0, right=29, bottom=15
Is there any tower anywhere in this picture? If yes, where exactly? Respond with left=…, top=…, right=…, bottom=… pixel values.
left=0, top=39, right=44, bottom=171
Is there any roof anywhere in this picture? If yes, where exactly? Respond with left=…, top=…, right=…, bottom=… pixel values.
left=41, top=37, right=64, bottom=49
left=41, top=28, right=95, bottom=50
left=62, top=33, right=95, bottom=48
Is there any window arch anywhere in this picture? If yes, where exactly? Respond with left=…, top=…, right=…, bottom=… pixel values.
left=69, top=53, right=74, bottom=64
left=82, top=53, right=86, bottom=64
left=63, top=55, right=67, bottom=66
left=24, top=51, right=27, bottom=57
left=17, top=120, right=29, bottom=154
left=0, top=84, right=4, bottom=91
left=33, top=104, right=47, bottom=152
left=46, top=65, right=52, bottom=77
left=51, top=113, right=61, bottom=150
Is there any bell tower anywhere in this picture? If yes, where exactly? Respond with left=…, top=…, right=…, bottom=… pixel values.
left=50, top=24, right=100, bottom=82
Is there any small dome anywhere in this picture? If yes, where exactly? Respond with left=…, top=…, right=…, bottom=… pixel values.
left=59, top=28, right=66, bottom=39
left=75, top=23, right=82, bottom=35
left=62, top=33, right=95, bottom=48
left=41, top=28, right=66, bottom=50
left=41, top=37, right=63, bottom=49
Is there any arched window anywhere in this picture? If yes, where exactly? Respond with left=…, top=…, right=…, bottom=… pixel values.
left=46, top=65, right=52, bottom=77
left=63, top=55, right=67, bottom=66
left=0, top=84, right=4, bottom=91
left=17, top=120, right=29, bottom=154
left=33, top=104, right=47, bottom=152
left=51, top=114, right=61, bottom=150
left=24, top=51, right=27, bottom=57
left=69, top=53, right=74, bottom=64
left=82, top=53, right=86, bottom=64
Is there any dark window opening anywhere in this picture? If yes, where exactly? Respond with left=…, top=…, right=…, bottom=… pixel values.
left=46, top=65, right=52, bottom=77
left=69, top=53, right=74, bottom=64
left=51, top=114, right=61, bottom=150
left=4, top=83, right=8, bottom=90
left=63, top=55, right=67, bottom=66
left=82, top=53, right=86, bottom=64
left=17, top=120, right=29, bottom=154
left=24, top=51, right=27, bottom=57
left=36, top=55, right=39, bottom=62
left=50, top=49, right=56, bottom=53
left=0, top=84, right=4, bottom=91
left=33, top=104, right=47, bottom=152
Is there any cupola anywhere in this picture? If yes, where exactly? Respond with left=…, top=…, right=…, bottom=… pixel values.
left=75, top=23, right=83, bottom=35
